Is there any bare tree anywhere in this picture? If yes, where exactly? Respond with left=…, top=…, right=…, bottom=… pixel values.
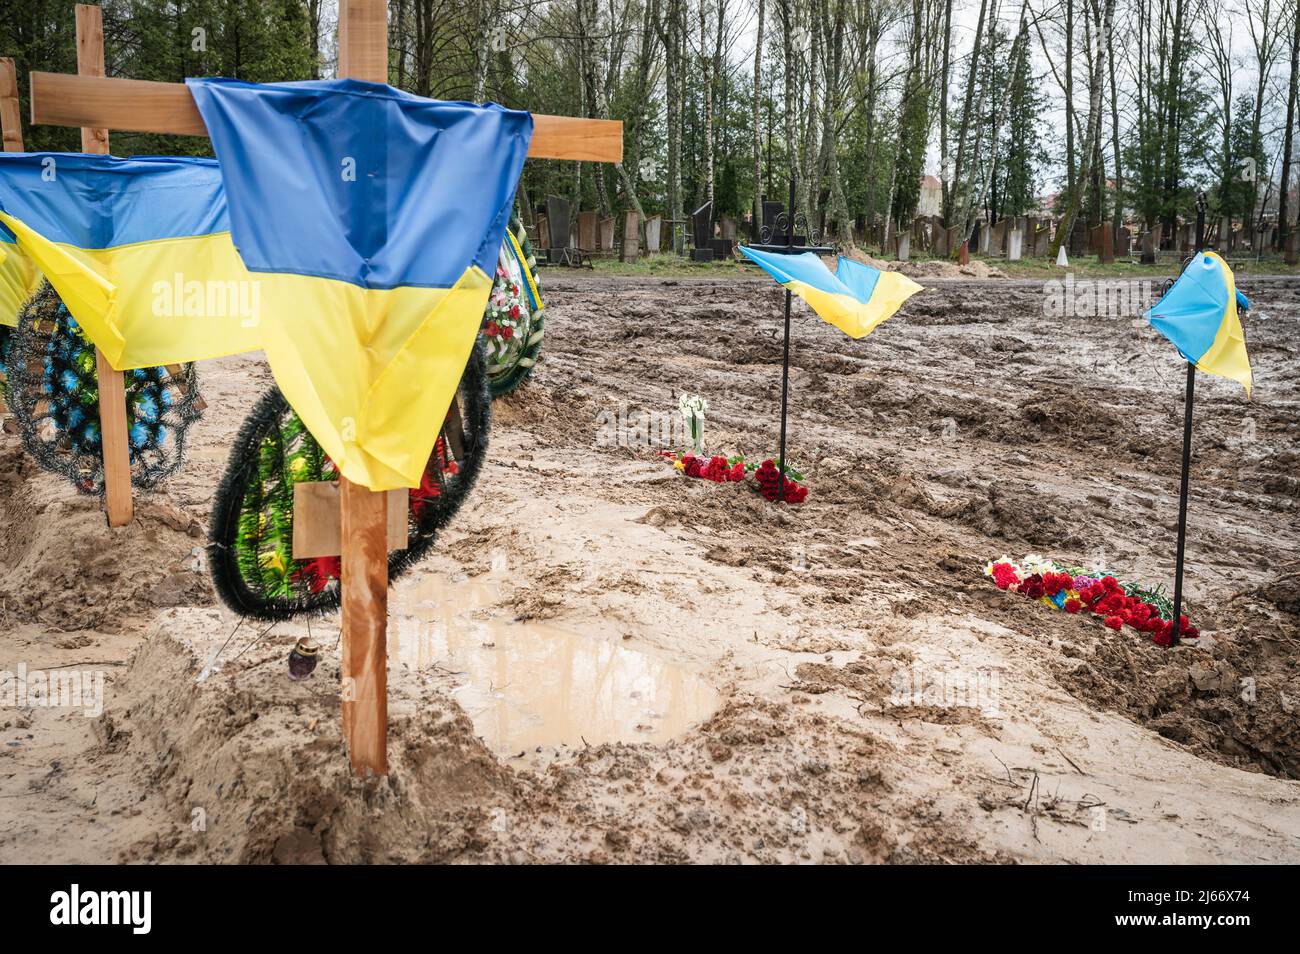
left=1278, top=0, right=1300, bottom=250
left=752, top=0, right=765, bottom=232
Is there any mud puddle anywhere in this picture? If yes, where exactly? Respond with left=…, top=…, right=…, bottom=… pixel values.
left=389, top=573, right=720, bottom=758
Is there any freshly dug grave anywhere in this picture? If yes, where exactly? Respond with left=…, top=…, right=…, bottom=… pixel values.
left=101, top=620, right=1000, bottom=864
left=1060, top=570, right=1300, bottom=779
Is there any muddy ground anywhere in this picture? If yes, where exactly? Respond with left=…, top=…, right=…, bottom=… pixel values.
left=1, top=269, right=1298, bottom=864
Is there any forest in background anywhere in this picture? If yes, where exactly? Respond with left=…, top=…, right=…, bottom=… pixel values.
left=3, top=0, right=1299, bottom=254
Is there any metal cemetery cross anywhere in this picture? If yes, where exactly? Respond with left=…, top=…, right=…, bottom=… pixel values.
left=28, top=0, right=622, bottom=775
left=746, top=177, right=832, bottom=501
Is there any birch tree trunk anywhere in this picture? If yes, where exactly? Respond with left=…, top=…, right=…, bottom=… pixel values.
left=471, top=0, right=492, bottom=103
left=780, top=0, right=801, bottom=208
left=1054, top=0, right=1115, bottom=255
left=1278, top=0, right=1300, bottom=250
left=752, top=0, right=765, bottom=233
left=948, top=0, right=989, bottom=225
left=938, top=0, right=953, bottom=220
left=1160, top=0, right=1187, bottom=235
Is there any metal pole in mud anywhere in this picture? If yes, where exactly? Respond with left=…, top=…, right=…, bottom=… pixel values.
left=1170, top=363, right=1194, bottom=644
left=1171, top=195, right=1206, bottom=645
left=776, top=176, right=796, bottom=502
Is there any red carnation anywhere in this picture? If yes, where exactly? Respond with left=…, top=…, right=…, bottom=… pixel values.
left=1104, top=615, right=1123, bottom=630
left=1064, top=598, right=1082, bottom=614
left=991, top=562, right=1020, bottom=590
left=753, top=459, right=807, bottom=503
left=1018, top=574, right=1046, bottom=600
left=485, top=321, right=499, bottom=336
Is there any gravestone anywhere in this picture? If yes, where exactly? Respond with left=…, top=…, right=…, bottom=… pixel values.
left=620, top=210, right=640, bottom=262
left=933, top=221, right=949, bottom=258
left=989, top=218, right=1007, bottom=257
left=763, top=199, right=785, bottom=243
left=929, top=215, right=944, bottom=250
left=720, top=215, right=736, bottom=241
left=1007, top=226, right=1023, bottom=261
left=976, top=220, right=989, bottom=255
left=536, top=214, right=551, bottom=254
left=947, top=225, right=963, bottom=259
left=1140, top=229, right=1156, bottom=264
left=578, top=211, right=598, bottom=251
left=691, top=200, right=714, bottom=262
left=1116, top=226, right=1132, bottom=258
left=1092, top=224, right=1114, bottom=264
left=599, top=216, right=616, bottom=253
left=1286, top=230, right=1298, bottom=266
left=645, top=214, right=662, bottom=253
left=546, top=194, right=572, bottom=260
left=896, top=232, right=910, bottom=262
left=1033, top=224, right=1052, bottom=258
left=1068, top=220, right=1086, bottom=256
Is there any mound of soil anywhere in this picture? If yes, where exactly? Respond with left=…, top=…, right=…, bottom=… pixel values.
left=93, top=622, right=1005, bottom=864
left=1059, top=571, right=1300, bottom=779
left=107, top=629, right=516, bottom=863
left=0, top=443, right=211, bottom=631
left=839, top=246, right=1007, bottom=280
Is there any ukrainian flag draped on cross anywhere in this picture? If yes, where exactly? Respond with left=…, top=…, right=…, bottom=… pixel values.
left=0, top=78, right=533, bottom=491
left=188, top=78, right=532, bottom=491
left=0, top=153, right=261, bottom=366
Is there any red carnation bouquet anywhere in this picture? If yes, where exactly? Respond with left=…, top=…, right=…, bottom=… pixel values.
left=662, top=452, right=809, bottom=503
left=662, top=452, right=746, bottom=483
left=984, top=555, right=1198, bottom=648
left=753, top=459, right=808, bottom=503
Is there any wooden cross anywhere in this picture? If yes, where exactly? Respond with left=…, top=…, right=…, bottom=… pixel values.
left=75, top=6, right=134, bottom=529
left=0, top=57, right=19, bottom=420
left=26, top=0, right=621, bottom=775
left=0, top=58, right=20, bottom=151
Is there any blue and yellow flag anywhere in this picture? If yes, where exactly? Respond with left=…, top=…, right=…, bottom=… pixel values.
left=0, top=224, right=41, bottom=327
left=0, top=153, right=263, bottom=367
left=739, top=246, right=923, bottom=338
left=1146, top=251, right=1252, bottom=397
left=188, top=78, right=533, bottom=491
